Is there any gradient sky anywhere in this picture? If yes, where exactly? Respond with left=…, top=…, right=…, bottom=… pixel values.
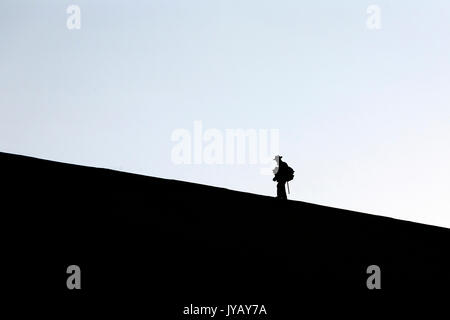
left=1, top=1, right=449, bottom=228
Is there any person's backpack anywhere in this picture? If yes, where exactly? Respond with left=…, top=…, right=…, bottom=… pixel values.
left=284, top=164, right=295, bottom=182
left=278, top=161, right=294, bottom=182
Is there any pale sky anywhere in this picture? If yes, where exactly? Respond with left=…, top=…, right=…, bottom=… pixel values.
left=1, top=1, right=449, bottom=228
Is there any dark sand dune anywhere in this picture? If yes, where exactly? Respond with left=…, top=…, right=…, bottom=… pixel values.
left=2, top=151, right=449, bottom=316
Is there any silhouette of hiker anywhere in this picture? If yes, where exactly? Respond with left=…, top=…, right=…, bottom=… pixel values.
left=273, top=155, right=294, bottom=200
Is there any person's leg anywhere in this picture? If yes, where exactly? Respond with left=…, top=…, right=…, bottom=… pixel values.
left=276, top=182, right=282, bottom=198
left=280, top=182, right=287, bottom=199
left=277, top=182, right=287, bottom=199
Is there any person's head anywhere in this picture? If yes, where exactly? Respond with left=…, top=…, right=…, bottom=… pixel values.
left=274, top=155, right=282, bottom=162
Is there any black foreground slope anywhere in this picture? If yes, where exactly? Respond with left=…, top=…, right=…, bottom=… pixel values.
left=2, top=151, right=450, bottom=316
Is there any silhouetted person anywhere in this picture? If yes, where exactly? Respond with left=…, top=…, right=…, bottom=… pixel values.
left=273, top=155, right=294, bottom=200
